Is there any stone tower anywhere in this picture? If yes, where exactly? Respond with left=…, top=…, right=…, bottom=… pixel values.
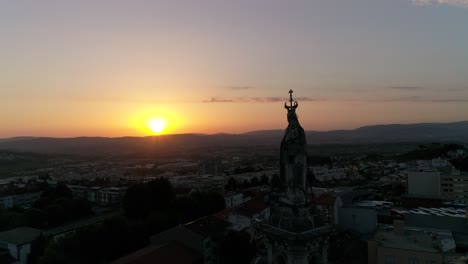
left=255, top=90, right=331, bottom=264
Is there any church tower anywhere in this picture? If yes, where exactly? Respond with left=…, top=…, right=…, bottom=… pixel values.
left=255, top=90, right=331, bottom=264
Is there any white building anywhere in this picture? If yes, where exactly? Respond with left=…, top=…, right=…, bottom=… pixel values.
left=311, top=166, right=346, bottom=182
left=224, top=192, right=243, bottom=209
left=68, top=185, right=127, bottom=206
left=407, top=161, right=468, bottom=204
left=0, top=227, right=41, bottom=264
left=0, top=192, right=41, bottom=209
left=407, top=168, right=441, bottom=197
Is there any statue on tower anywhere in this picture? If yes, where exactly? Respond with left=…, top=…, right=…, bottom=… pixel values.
left=254, top=91, right=331, bottom=264
left=280, top=89, right=308, bottom=203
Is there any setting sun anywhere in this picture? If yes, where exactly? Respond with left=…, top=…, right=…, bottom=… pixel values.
left=148, top=118, right=167, bottom=134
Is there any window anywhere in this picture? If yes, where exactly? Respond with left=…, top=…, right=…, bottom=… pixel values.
left=385, top=256, right=396, bottom=264
left=409, top=257, right=419, bottom=264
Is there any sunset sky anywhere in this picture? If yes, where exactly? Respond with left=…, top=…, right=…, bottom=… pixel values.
left=1, top=0, right=468, bottom=137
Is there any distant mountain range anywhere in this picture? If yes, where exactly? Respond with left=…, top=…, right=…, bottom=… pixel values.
left=1, top=121, right=468, bottom=155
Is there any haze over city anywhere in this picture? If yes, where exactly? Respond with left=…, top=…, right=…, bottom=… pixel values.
left=2, top=0, right=468, bottom=138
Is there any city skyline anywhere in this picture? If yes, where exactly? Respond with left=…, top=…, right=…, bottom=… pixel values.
left=2, top=0, right=468, bottom=137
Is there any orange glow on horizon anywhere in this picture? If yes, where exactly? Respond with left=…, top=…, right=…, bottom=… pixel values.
left=147, top=117, right=167, bottom=134
left=128, top=106, right=184, bottom=136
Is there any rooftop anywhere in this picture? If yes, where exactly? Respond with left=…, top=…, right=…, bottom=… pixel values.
left=0, top=227, right=41, bottom=245
left=112, top=241, right=202, bottom=264
left=184, top=216, right=231, bottom=238
left=398, top=207, right=467, bottom=218
left=374, top=224, right=456, bottom=253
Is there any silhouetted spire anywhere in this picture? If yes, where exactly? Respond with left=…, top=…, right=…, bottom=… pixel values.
left=284, top=89, right=298, bottom=111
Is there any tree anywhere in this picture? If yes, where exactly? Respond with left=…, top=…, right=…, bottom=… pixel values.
left=25, top=208, right=47, bottom=228
left=250, top=176, right=260, bottom=186
left=225, top=177, right=238, bottom=190
left=271, top=173, right=281, bottom=189
left=174, top=191, right=225, bottom=224
left=123, top=178, right=175, bottom=219
left=260, top=174, right=269, bottom=185
left=39, top=215, right=149, bottom=264
left=146, top=211, right=173, bottom=235
left=217, top=230, right=256, bottom=264
left=242, top=179, right=250, bottom=187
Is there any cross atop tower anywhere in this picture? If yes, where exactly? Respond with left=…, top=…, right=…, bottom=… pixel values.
left=285, top=89, right=298, bottom=111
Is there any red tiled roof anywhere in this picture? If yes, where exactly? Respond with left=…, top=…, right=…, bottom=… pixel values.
left=184, top=216, right=231, bottom=238
left=112, top=241, right=202, bottom=264
left=215, top=196, right=268, bottom=219
left=214, top=208, right=237, bottom=220
left=315, top=193, right=337, bottom=206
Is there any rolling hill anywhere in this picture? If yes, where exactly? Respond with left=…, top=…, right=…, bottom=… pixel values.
left=1, top=121, right=467, bottom=155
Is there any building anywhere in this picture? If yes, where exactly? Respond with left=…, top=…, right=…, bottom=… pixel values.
left=310, top=166, right=347, bottom=182
left=169, top=175, right=225, bottom=195
left=0, top=227, right=42, bottom=264
left=150, top=216, right=231, bottom=264
left=68, top=185, right=127, bottom=207
left=314, top=192, right=341, bottom=225
left=407, top=168, right=441, bottom=197
left=368, top=220, right=457, bottom=264
left=255, top=91, right=331, bottom=264
left=224, top=192, right=243, bottom=209
left=407, top=161, right=468, bottom=204
left=338, top=206, right=377, bottom=235
left=112, top=241, right=202, bottom=264
left=98, top=187, right=127, bottom=206
left=199, top=159, right=222, bottom=177
left=400, top=208, right=468, bottom=249
left=0, top=191, right=41, bottom=209
left=216, top=195, right=270, bottom=232
left=440, top=171, right=468, bottom=204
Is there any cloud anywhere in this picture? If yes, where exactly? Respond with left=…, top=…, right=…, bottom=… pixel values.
left=202, top=97, right=325, bottom=103
left=412, top=0, right=468, bottom=7
left=428, top=98, right=468, bottom=102
left=227, top=86, right=253, bottom=90
left=387, top=86, right=425, bottom=91
left=202, top=97, right=234, bottom=103
left=203, top=96, right=468, bottom=104
left=368, top=96, right=468, bottom=103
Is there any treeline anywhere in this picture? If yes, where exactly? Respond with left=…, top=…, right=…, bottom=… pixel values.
left=396, top=143, right=465, bottom=161
left=225, top=174, right=273, bottom=191
left=39, top=215, right=148, bottom=264
left=0, top=183, right=92, bottom=232
left=450, top=158, right=468, bottom=172
left=39, top=178, right=226, bottom=264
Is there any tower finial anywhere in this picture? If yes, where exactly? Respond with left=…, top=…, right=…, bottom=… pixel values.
left=284, top=89, right=298, bottom=110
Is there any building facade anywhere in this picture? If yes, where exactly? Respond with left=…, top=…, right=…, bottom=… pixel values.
left=0, top=192, right=41, bottom=209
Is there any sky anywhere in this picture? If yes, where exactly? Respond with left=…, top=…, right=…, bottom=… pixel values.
left=1, top=0, right=468, bottom=137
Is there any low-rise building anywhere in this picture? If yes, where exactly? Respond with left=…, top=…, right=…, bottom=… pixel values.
left=440, top=171, right=468, bottom=204
left=112, top=241, right=202, bottom=264
left=150, top=216, right=231, bottom=264
left=68, top=185, right=126, bottom=207
left=407, top=168, right=441, bottom=197
left=397, top=207, right=468, bottom=249
left=311, top=166, right=347, bottom=182
left=0, top=191, right=41, bottom=209
left=0, top=227, right=42, bottom=264
left=224, top=192, right=243, bottom=209
left=368, top=221, right=457, bottom=264
left=216, top=195, right=270, bottom=232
